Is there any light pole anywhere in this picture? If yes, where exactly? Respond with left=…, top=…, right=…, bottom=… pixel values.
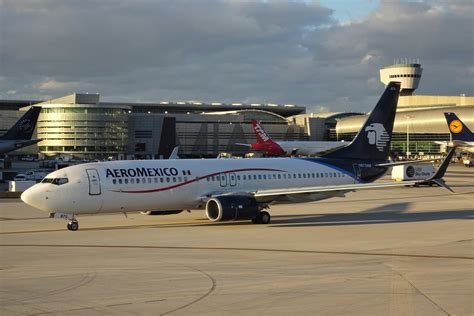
left=405, top=115, right=412, bottom=159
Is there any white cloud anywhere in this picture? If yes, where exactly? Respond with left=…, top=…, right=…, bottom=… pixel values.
left=0, top=0, right=472, bottom=111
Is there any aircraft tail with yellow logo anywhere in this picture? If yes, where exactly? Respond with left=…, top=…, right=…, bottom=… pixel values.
left=444, top=112, right=474, bottom=143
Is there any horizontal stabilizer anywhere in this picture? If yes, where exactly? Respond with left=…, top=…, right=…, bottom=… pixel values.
left=235, top=143, right=253, bottom=148
left=415, top=147, right=456, bottom=192
left=375, top=159, right=435, bottom=167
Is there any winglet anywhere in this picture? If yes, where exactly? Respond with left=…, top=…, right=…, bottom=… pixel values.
left=168, top=146, right=179, bottom=159
left=416, top=147, right=456, bottom=192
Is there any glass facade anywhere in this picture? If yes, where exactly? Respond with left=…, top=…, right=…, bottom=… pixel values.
left=37, top=105, right=129, bottom=159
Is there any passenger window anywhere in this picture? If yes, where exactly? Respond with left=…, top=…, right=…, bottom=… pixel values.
left=137, top=178, right=140, bottom=183
left=173, top=177, right=176, bottom=182
left=293, top=174, right=296, bottom=179
left=166, top=178, right=170, bottom=183
left=237, top=175, right=241, bottom=180
left=298, top=174, right=301, bottom=178
left=277, top=174, right=281, bottom=179
left=131, top=178, right=135, bottom=184
left=113, top=179, right=117, bottom=184
left=160, top=178, right=164, bottom=183
left=263, top=175, right=266, bottom=180
left=154, top=178, right=158, bottom=183
left=258, top=175, right=262, bottom=180
left=253, top=175, right=257, bottom=180
left=148, top=178, right=152, bottom=183
left=125, top=179, right=129, bottom=184
left=273, top=174, right=277, bottom=179
left=119, top=179, right=122, bottom=184
left=303, top=174, right=306, bottom=178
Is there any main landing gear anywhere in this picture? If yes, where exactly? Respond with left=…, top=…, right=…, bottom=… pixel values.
left=252, top=211, right=271, bottom=224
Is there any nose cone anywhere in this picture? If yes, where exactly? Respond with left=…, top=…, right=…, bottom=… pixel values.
left=21, top=185, right=47, bottom=211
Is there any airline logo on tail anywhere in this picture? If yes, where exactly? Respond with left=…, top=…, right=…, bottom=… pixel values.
left=449, top=120, right=463, bottom=134
left=365, top=123, right=389, bottom=151
left=252, top=119, right=271, bottom=143
left=19, top=120, right=34, bottom=133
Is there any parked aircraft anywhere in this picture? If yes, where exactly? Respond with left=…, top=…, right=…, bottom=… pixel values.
left=440, top=112, right=474, bottom=153
left=237, top=119, right=346, bottom=156
left=21, top=82, right=455, bottom=231
left=0, top=107, right=42, bottom=154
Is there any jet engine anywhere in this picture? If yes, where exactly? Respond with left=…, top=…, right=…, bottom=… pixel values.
left=206, top=196, right=259, bottom=222
left=141, top=210, right=183, bottom=216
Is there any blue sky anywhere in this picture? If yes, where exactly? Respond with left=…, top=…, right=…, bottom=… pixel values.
left=319, top=0, right=380, bottom=22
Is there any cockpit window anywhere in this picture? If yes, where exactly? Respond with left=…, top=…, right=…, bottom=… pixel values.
left=42, top=177, right=68, bottom=185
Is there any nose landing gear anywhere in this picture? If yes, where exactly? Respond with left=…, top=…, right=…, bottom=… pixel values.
left=49, top=212, right=80, bottom=231
left=67, top=220, right=79, bottom=231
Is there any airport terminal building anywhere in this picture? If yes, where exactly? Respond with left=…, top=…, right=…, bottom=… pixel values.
left=0, top=95, right=308, bottom=159
left=0, top=62, right=472, bottom=160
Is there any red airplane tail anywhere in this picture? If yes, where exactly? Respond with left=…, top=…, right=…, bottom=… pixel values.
left=249, top=119, right=285, bottom=156
left=251, top=119, right=274, bottom=144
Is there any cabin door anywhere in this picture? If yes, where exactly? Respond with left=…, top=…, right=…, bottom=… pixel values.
left=86, top=169, right=101, bottom=195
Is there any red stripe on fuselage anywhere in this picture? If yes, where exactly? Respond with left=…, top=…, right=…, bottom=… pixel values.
left=111, top=168, right=286, bottom=194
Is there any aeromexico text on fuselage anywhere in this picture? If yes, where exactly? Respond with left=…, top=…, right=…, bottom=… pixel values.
left=106, top=167, right=189, bottom=178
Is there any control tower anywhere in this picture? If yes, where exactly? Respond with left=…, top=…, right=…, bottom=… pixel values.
left=380, top=60, right=423, bottom=96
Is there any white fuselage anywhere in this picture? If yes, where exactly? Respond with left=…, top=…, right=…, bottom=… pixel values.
left=22, top=158, right=357, bottom=216
left=276, top=141, right=346, bottom=156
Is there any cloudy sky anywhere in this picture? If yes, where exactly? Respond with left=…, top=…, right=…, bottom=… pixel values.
left=0, top=0, right=472, bottom=112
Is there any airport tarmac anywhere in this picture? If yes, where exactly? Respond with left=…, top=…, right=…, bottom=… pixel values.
left=1, top=164, right=473, bottom=315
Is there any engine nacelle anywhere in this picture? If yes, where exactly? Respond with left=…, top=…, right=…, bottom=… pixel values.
left=206, top=196, right=259, bottom=222
left=141, top=210, right=183, bottom=216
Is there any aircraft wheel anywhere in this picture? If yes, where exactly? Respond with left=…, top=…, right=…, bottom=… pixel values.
left=69, top=221, right=79, bottom=231
left=67, top=222, right=71, bottom=231
left=251, top=217, right=261, bottom=224
left=259, top=211, right=271, bottom=224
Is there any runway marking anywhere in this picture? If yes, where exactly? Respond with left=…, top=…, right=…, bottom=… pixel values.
left=160, top=266, right=216, bottom=315
left=106, top=302, right=132, bottom=307
left=386, top=264, right=450, bottom=316
left=1, top=244, right=472, bottom=260
left=145, top=299, right=166, bottom=303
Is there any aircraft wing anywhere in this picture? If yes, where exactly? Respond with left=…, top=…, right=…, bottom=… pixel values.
left=254, top=147, right=456, bottom=199
left=253, top=180, right=421, bottom=198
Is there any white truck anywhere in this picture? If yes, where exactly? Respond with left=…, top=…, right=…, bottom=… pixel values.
left=463, top=158, right=474, bottom=167
left=14, top=170, right=47, bottom=182
left=391, top=163, right=435, bottom=181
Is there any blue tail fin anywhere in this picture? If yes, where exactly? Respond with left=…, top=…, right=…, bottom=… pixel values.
left=444, top=112, right=474, bottom=142
left=323, top=82, right=400, bottom=161
left=1, top=107, right=42, bottom=140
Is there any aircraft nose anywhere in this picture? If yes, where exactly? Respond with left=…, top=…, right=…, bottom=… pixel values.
left=21, top=185, right=46, bottom=211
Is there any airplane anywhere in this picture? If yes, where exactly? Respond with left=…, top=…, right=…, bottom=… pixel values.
left=0, top=106, right=42, bottom=154
left=21, top=82, right=455, bottom=231
left=437, top=112, right=474, bottom=153
left=236, top=119, right=346, bottom=156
